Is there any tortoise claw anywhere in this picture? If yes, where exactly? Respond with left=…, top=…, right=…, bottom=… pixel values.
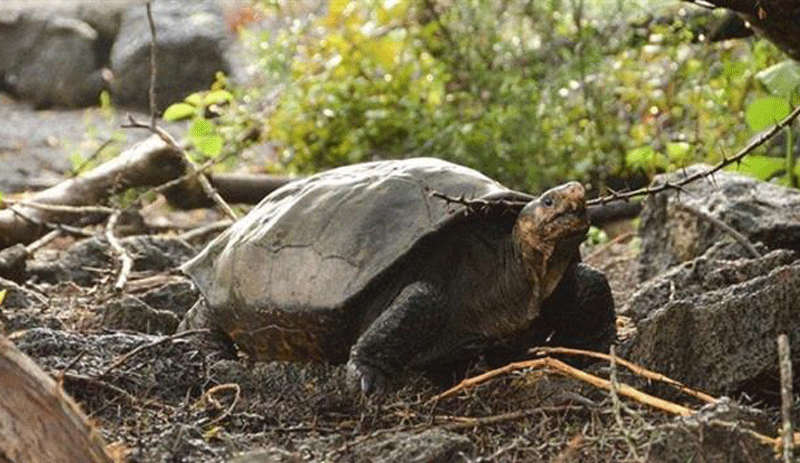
left=346, top=359, right=388, bottom=395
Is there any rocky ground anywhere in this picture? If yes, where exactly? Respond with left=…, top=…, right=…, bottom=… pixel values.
left=1, top=178, right=797, bottom=462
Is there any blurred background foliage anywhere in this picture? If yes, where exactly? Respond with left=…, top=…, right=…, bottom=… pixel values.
left=171, top=0, right=800, bottom=194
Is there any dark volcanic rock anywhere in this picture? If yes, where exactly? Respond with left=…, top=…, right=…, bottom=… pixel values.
left=102, top=294, right=180, bottom=334
left=624, top=246, right=795, bottom=322
left=647, top=398, right=776, bottom=463
left=638, top=165, right=800, bottom=280
left=350, top=429, right=474, bottom=463
left=623, top=248, right=800, bottom=395
left=28, top=235, right=195, bottom=286
left=228, top=429, right=473, bottom=463
left=110, top=0, right=233, bottom=110
left=0, top=9, right=108, bottom=107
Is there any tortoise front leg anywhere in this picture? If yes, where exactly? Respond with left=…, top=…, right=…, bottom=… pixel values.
left=539, top=262, right=616, bottom=352
left=347, top=281, right=448, bottom=395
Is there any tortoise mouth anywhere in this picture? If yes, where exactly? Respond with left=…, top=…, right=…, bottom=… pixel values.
left=554, top=210, right=589, bottom=241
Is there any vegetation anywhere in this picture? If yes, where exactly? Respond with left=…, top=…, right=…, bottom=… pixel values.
left=168, top=0, right=800, bottom=193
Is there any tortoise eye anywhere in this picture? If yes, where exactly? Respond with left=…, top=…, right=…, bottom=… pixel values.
left=541, top=196, right=554, bottom=207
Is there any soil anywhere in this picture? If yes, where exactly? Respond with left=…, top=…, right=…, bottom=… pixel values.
left=0, top=222, right=785, bottom=462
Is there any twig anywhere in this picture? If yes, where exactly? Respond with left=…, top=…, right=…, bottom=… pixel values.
left=25, top=229, right=62, bottom=254
left=583, top=230, right=635, bottom=264
left=609, top=345, right=640, bottom=461
left=120, top=2, right=238, bottom=221
left=778, top=334, right=795, bottom=463
left=61, top=372, right=143, bottom=406
left=146, top=1, right=157, bottom=126
left=3, top=199, right=116, bottom=215
left=438, top=407, right=575, bottom=431
left=202, top=383, right=241, bottom=426
left=533, top=346, right=717, bottom=404
left=587, top=103, right=800, bottom=206
left=673, top=202, right=761, bottom=258
left=105, top=210, right=133, bottom=291
left=95, top=329, right=208, bottom=379
left=178, top=220, right=232, bottom=242
left=432, top=356, right=694, bottom=416
left=124, top=116, right=238, bottom=221
left=427, top=189, right=531, bottom=214
left=70, top=139, right=114, bottom=177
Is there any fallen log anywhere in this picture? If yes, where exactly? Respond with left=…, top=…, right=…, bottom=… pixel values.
left=0, top=334, right=114, bottom=463
left=163, top=172, right=293, bottom=210
left=0, top=135, right=186, bottom=248
left=0, top=134, right=295, bottom=248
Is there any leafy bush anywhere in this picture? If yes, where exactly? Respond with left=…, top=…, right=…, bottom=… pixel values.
left=243, top=0, right=798, bottom=191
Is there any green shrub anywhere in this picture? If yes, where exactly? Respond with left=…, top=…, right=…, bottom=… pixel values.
left=247, top=0, right=796, bottom=191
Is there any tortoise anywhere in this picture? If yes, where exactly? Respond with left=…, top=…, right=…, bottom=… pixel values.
left=181, top=158, right=615, bottom=393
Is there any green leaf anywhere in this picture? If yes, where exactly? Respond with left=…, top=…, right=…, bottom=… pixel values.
left=745, top=96, right=790, bottom=132
left=726, top=155, right=783, bottom=181
left=163, top=102, right=198, bottom=121
left=189, top=119, right=223, bottom=157
left=756, top=60, right=800, bottom=96
left=204, top=90, right=233, bottom=106
left=185, top=92, right=205, bottom=107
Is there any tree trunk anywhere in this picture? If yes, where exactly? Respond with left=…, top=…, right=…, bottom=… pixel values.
left=0, top=334, right=114, bottom=463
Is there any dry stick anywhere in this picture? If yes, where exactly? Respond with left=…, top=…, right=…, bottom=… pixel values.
left=123, top=2, right=237, bottom=221
left=125, top=118, right=238, bottom=221
left=178, top=220, right=233, bottom=242
left=203, top=383, right=241, bottom=426
left=25, top=229, right=62, bottom=254
left=3, top=199, right=116, bottom=216
left=586, top=102, right=800, bottom=207
left=70, top=139, right=114, bottom=177
left=105, top=210, right=133, bottom=291
left=609, top=345, right=640, bottom=461
left=583, top=230, right=635, bottom=264
left=673, top=202, right=761, bottom=258
left=146, top=0, right=157, bottom=128
left=431, top=104, right=800, bottom=213
left=534, top=346, right=717, bottom=404
left=95, top=329, right=208, bottom=379
left=778, top=334, right=795, bottom=463
left=432, top=357, right=694, bottom=417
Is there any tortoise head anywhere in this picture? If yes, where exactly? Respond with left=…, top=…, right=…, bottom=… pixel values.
left=512, top=181, right=588, bottom=295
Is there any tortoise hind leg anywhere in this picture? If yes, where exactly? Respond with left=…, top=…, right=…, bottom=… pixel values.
left=347, top=281, right=449, bottom=394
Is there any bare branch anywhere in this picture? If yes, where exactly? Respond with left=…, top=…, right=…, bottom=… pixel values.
left=588, top=103, right=800, bottom=206
left=778, top=334, right=795, bottom=463
left=146, top=1, right=157, bottom=126
left=105, top=210, right=133, bottom=291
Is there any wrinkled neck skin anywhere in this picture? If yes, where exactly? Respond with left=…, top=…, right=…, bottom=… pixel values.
left=512, top=232, right=580, bottom=317
left=463, top=236, right=547, bottom=339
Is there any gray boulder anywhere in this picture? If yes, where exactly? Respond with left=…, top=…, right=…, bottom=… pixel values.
left=110, top=0, right=233, bottom=110
left=647, top=398, right=776, bottom=463
left=0, top=9, right=108, bottom=107
left=623, top=248, right=800, bottom=395
left=638, top=165, right=800, bottom=280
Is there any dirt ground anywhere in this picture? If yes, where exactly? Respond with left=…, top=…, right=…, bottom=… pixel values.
left=0, top=219, right=787, bottom=462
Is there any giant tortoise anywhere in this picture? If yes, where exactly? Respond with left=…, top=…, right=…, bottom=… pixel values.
left=181, top=158, right=615, bottom=393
